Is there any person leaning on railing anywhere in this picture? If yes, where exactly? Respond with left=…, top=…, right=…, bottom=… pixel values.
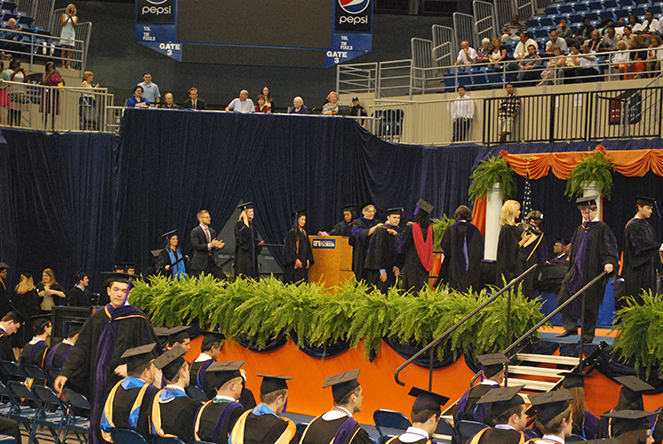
left=6, top=59, right=27, bottom=127
left=80, top=71, right=99, bottom=130
left=126, top=85, right=150, bottom=108
left=538, top=46, right=565, bottom=86
left=645, top=35, right=663, bottom=78
left=610, top=41, right=630, bottom=81
left=625, top=35, right=648, bottom=80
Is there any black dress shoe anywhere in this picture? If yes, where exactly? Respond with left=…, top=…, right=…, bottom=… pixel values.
left=579, top=337, right=594, bottom=344
left=557, top=328, right=578, bottom=338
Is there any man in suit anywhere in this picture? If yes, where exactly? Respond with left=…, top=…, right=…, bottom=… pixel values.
left=183, top=87, right=206, bottom=110
left=190, top=210, right=226, bottom=279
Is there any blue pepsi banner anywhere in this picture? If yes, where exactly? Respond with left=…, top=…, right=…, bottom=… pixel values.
left=326, top=0, right=373, bottom=68
left=135, top=0, right=182, bottom=61
left=136, top=0, right=175, bottom=24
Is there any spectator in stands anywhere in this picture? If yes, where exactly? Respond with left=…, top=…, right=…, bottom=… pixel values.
left=538, top=46, right=565, bottom=86
left=183, top=87, right=206, bottom=110
left=501, top=14, right=526, bottom=43
left=450, top=85, right=473, bottom=143
left=490, top=37, right=508, bottom=71
left=288, top=96, right=308, bottom=114
left=225, top=90, right=254, bottom=113
left=7, top=59, right=28, bottom=127
left=262, top=87, right=274, bottom=110
left=80, top=71, right=99, bottom=130
left=255, top=94, right=271, bottom=113
left=138, top=72, right=160, bottom=106
left=579, top=43, right=600, bottom=81
left=508, top=32, right=537, bottom=71
left=0, top=61, right=9, bottom=126
left=625, top=35, right=648, bottom=79
left=588, top=30, right=602, bottom=53
left=575, top=17, right=595, bottom=49
left=628, top=15, right=642, bottom=33
left=563, top=45, right=582, bottom=83
left=610, top=40, right=630, bottom=80
left=60, top=4, right=77, bottom=69
left=126, top=85, right=149, bottom=108
left=640, top=11, right=659, bottom=34
left=557, top=18, right=574, bottom=48
left=4, top=19, right=23, bottom=53
left=40, top=61, right=63, bottom=131
left=597, top=18, right=615, bottom=36
left=621, top=26, right=633, bottom=48
left=599, top=27, right=619, bottom=52
left=456, top=40, right=477, bottom=65
left=498, top=83, right=520, bottom=144
left=614, top=17, right=627, bottom=36
left=545, top=30, right=568, bottom=56
left=659, top=14, right=663, bottom=35
left=646, top=35, right=663, bottom=77
left=517, top=44, right=541, bottom=85
left=160, top=92, right=179, bottom=109
left=350, top=96, right=367, bottom=127
left=476, top=38, right=492, bottom=63
left=322, top=91, right=341, bottom=115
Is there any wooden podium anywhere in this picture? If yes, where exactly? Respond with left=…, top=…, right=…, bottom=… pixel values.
left=308, top=236, right=354, bottom=290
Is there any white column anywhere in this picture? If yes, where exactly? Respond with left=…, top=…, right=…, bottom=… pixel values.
left=583, top=181, right=601, bottom=220
left=484, top=183, right=502, bottom=261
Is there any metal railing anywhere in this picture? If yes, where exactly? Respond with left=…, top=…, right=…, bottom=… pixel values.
left=15, top=0, right=54, bottom=30
left=0, top=79, right=113, bottom=132
left=49, top=9, right=91, bottom=71
left=454, top=12, right=479, bottom=50
left=432, top=25, right=456, bottom=68
left=336, top=62, right=378, bottom=97
left=0, top=28, right=85, bottom=72
left=474, top=1, right=497, bottom=47
left=376, top=59, right=412, bottom=98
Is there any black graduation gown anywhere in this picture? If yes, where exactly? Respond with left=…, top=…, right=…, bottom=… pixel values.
left=396, top=223, right=432, bottom=294
left=110, top=381, right=160, bottom=438
left=282, top=229, right=314, bottom=284
left=469, top=427, right=525, bottom=444
left=521, top=231, right=548, bottom=299
left=0, top=328, right=13, bottom=362
left=496, top=225, right=524, bottom=285
left=45, top=341, right=74, bottom=368
left=365, top=224, right=401, bottom=294
left=439, top=221, right=484, bottom=293
left=453, top=383, right=499, bottom=424
left=20, top=339, right=49, bottom=367
left=0, top=278, right=10, bottom=319
left=621, top=218, right=662, bottom=308
left=35, top=282, right=66, bottom=308
left=195, top=399, right=245, bottom=444
left=301, top=414, right=372, bottom=444
left=66, top=286, right=90, bottom=307
left=158, top=248, right=189, bottom=279
left=189, top=360, right=207, bottom=389
left=155, top=395, right=202, bottom=444
left=61, top=304, right=160, bottom=444
left=351, top=218, right=379, bottom=283
left=239, top=387, right=257, bottom=410
left=241, top=412, right=289, bottom=444
left=235, top=221, right=262, bottom=279
left=328, top=221, right=354, bottom=237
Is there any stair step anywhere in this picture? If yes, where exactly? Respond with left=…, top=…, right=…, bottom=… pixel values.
left=506, top=365, right=568, bottom=378
left=515, top=353, right=580, bottom=366
left=507, top=378, right=559, bottom=391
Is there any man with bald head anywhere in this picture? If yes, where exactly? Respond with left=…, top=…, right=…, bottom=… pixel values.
left=456, top=41, right=477, bottom=65
left=160, top=93, right=179, bottom=109
left=225, top=90, right=254, bottom=113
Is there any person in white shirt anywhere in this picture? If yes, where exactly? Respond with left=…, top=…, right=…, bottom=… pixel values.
left=508, top=32, right=538, bottom=71
left=545, top=30, right=568, bottom=55
left=456, top=41, right=477, bottom=65
left=137, top=72, right=160, bottom=106
left=225, top=90, right=255, bottom=113
left=641, top=11, right=659, bottom=33
left=450, top=85, right=474, bottom=143
left=579, top=43, right=600, bottom=82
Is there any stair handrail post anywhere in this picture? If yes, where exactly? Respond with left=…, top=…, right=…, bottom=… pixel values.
left=394, top=264, right=538, bottom=386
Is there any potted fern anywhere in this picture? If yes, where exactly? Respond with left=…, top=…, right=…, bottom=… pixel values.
left=564, top=145, right=615, bottom=199
left=468, top=151, right=517, bottom=202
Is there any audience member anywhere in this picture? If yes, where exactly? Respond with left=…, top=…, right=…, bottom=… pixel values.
left=588, top=30, right=602, bottom=53
left=563, top=45, right=582, bottom=84
left=225, top=90, right=254, bottom=113
left=646, top=35, right=663, bottom=77
left=36, top=268, right=66, bottom=313
left=490, top=37, right=508, bottom=70
left=160, top=92, right=179, bottom=109
left=628, top=14, right=642, bottom=33
left=262, top=86, right=274, bottom=109
left=640, top=11, right=658, bottom=34
left=456, top=40, right=477, bottom=65
left=622, top=26, right=634, bottom=47
left=450, top=86, right=474, bottom=143
left=539, top=46, right=565, bottom=85
left=501, top=14, right=526, bottom=43
left=40, top=61, right=63, bottom=131
left=545, top=30, right=568, bottom=55
left=498, top=83, right=520, bottom=144
left=611, top=40, right=630, bottom=80
left=476, top=38, right=492, bottom=63
left=512, top=32, right=538, bottom=62
left=60, top=4, right=77, bottom=69
left=255, top=94, right=271, bottom=113
left=350, top=96, right=367, bottom=126
left=183, top=87, right=206, bottom=110
left=575, top=17, right=595, bottom=49
left=597, top=18, right=615, bottom=36
left=322, top=91, right=341, bottom=115
left=614, top=17, right=627, bottom=36
left=288, top=96, right=308, bottom=114
left=7, top=59, right=28, bottom=127
left=579, top=43, right=600, bottom=81
left=517, top=44, right=541, bottom=85
left=557, top=18, right=574, bottom=47
left=599, top=27, right=619, bottom=52
left=0, top=61, right=9, bottom=125
left=137, top=72, right=160, bottom=105
left=126, top=85, right=150, bottom=108
left=80, top=71, right=99, bottom=130
left=625, top=36, right=647, bottom=79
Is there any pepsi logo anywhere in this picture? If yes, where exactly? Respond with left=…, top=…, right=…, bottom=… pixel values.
left=145, top=0, right=168, bottom=5
left=338, top=0, right=370, bottom=14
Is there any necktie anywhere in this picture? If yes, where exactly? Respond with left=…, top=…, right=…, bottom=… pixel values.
left=193, top=100, right=196, bottom=110
left=204, top=227, right=211, bottom=256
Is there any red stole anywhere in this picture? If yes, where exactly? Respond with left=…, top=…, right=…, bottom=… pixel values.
left=413, top=223, right=434, bottom=271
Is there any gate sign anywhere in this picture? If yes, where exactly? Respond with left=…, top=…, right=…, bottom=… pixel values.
left=325, top=0, right=373, bottom=68
left=136, top=0, right=182, bottom=61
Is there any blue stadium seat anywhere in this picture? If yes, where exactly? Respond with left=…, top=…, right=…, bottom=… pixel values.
left=0, top=1, right=15, bottom=12
left=631, top=6, right=646, bottom=15
left=620, top=0, right=635, bottom=6
left=16, top=12, right=32, bottom=26
left=587, top=0, right=603, bottom=9
left=535, top=28, right=549, bottom=38
left=574, top=3, right=590, bottom=12
left=484, top=66, right=502, bottom=86
left=444, top=71, right=458, bottom=92
left=568, top=13, right=584, bottom=24
left=603, top=0, right=618, bottom=6
left=469, top=68, right=488, bottom=90
left=614, top=8, right=631, bottom=18
left=599, top=10, right=616, bottom=20
left=540, top=16, right=555, bottom=26
left=650, top=4, right=662, bottom=12
left=633, top=0, right=650, bottom=5
left=527, top=18, right=540, bottom=28
left=559, top=4, right=575, bottom=13
left=527, top=26, right=538, bottom=35
left=546, top=5, right=560, bottom=14
left=584, top=11, right=599, bottom=20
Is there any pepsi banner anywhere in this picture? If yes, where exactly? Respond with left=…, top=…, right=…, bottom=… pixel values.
left=326, top=0, right=372, bottom=67
left=136, top=0, right=176, bottom=23
left=335, top=0, right=372, bottom=33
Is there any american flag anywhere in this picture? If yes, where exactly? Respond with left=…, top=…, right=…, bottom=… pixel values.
left=522, top=169, right=532, bottom=219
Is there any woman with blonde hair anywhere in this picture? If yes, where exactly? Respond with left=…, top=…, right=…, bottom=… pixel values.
left=496, top=200, right=533, bottom=284
left=14, top=270, right=39, bottom=347
left=36, top=268, right=66, bottom=313
left=60, top=3, right=78, bottom=69
left=322, top=91, right=341, bottom=115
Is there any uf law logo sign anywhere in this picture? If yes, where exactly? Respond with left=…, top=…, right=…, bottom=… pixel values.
left=325, top=0, right=373, bottom=68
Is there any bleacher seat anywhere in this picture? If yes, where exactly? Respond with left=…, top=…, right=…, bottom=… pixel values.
left=620, top=0, right=635, bottom=6
left=484, top=67, right=502, bottom=85
left=614, top=8, right=631, bottom=18
left=469, top=67, right=488, bottom=90
left=633, top=0, right=650, bottom=5
left=584, top=11, right=599, bottom=20
left=0, top=2, right=15, bottom=12
left=603, top=0, right=618, bottom=6
left=16, top=12, right=32, bottom=26
left=540, top=16, right=555, bottom=26
left=631, top=6, right=646, bottom=15
left=599, top=10, right=616, bottom=20
left=546, top=5, right=560, bottom=15
left=650, top=4, right=662, bottom=12
left=587, top=0, right=603, bottom=9
left=534, top=28, right=548, bottom=39
left=574, top=3, right=590, bottom=12
left=527, top=18, right=540, bottom=28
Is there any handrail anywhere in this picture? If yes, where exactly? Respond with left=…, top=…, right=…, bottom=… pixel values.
left=394, top=264, right=538, bottom=387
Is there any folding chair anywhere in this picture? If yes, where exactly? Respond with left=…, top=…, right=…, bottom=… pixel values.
left=61, top=388, right=90, bottom=444
left=153, top=436, right=186, bottom=444
left=455, top=420, right=488, bottom=444
left=32, top=384, right=68, bottom=444
left=373, top=409, right=411, bottom=437
left=111, top=429, right=149, bottom=444
left=6, top=381, right=38, bottom=443
left=432, top=417, right=457, bottom=443
left=184, top=385, right=208, bottom=402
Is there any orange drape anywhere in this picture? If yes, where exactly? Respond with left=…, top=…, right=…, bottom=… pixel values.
left=471, top=197, right=487, bottom=235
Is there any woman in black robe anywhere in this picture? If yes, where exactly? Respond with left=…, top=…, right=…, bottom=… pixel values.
left=496, top=200, right=532, bottom=286
left=439, top=205, right=484, bottom=293
left=397, top=200, right=435, bottom=295
left=159, top=230, right=188, bottom=280
left=282, top=210, right=314, bottom=284
left=12, top=271, right=39, bottom=348
left=234, top=202, right=263, bottom=280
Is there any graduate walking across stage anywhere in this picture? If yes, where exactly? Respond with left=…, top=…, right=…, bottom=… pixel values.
left=396, top=199, right=435, bottom=295
left=364, top=207, right=403, bottom=294
left=282, top=209, right=314, bottom=284
left=235, top=202, right=264, bottom=280
left=351, top=203, right=380, bottom=283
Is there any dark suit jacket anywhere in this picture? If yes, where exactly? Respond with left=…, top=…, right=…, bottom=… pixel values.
left=183, top=98, right=206, bottom=110
left=190, top=225, right=216, bottom=271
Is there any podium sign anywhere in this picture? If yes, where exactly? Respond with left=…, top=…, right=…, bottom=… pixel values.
left=308, top=236, right=354, bottom=291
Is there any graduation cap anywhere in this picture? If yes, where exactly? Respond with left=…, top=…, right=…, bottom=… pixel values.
left=555, top=238, right=570, bottom=246
left=601, top=410, right=658, bottom=438
left=292, top=209, right=306, bottom=221
left=560, top=370, right=591, bottom=390
left=386, top=207, right=404, bottom=216
left=341, top=204, right=357, bottom=214
left=124, top=263, right=137, bottom=271
left=167, top=326, right=190, bottom=346
left=258, top=374, right=292, bottom=396
left=614, top=376, right=655, bottom=404
left=207, top=361, right=245, bottom=390
left=527, top=390, right=574, bottom=424
left=416, top=199, right=434, bottom=215
left=636, top=196, right=656, bottom=207
left=576, top=195, right=598, bottom=207
left=20, top=270, right=32, bottom=279
left=477, top=385, right=525, bottom=419
left=361, top=202, right=376, bottom=211
left=323, top=369, right=361, bottom=402
left=408, top=387, right=449, bottom=414
left=101, top=271, right=140, bottom=284
left=0, top=262, right=9, bottom=271
left=153, top=344, right=187, bottom=381
left=162, top=229, right=178, bottom=239
left=72, top=268, right=85, bottom=282
left=113, top=263, right=126, bottom=271
left=3, top=308, right=24, bottom=324
left=237, top=202, right=254, bottom=211
left=121, top=343, right=158, bottom=373
left=151, top=249, right=162, bottom=258
left=478, top=353, right=510, bottom=379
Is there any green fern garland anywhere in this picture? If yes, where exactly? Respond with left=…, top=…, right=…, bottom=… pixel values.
left=564, top=146, right=616, bottom=200
left=468, top=155, right=517, bottom=202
